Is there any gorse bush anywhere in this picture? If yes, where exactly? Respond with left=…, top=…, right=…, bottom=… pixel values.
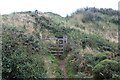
left=2, top=26, right=47, bottom=80
left=93, top=59, right=120, bottom=80
left=94, top=52, right=112, bottom=64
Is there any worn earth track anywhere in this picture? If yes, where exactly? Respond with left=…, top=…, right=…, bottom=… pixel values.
left=58, top=58, right=68, bottom=79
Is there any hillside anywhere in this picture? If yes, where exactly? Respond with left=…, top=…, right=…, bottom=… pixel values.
left=1, top=8, right=120, bottom=79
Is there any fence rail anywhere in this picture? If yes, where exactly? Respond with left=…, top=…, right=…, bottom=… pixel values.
left=41, top=36, right=67, bottom=56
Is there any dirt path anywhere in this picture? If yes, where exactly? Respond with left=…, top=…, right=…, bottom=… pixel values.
left=59, top=59, right=68, bottom=79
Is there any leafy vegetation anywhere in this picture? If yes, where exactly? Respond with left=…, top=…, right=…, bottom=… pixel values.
left=93, top=59, right=120, bottom=80
left=2, top=26, right=47, bottom=79
left=1, top=7, right=119, bottom=79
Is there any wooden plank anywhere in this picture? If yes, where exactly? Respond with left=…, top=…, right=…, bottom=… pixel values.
left=41, top=38, right=65, bottom=40
left=49, top=49, right=64, bottom=51
left=53, top=54, right=62, bottom=55
left=49, top=51, right=64, bottom=53
left=40, top=38, right=58, bottom=40
left=48, top=47, right=64, bottom=49
left=50, top=53, right=63, bottom=55
left=48, top=47, right=64, bottom=50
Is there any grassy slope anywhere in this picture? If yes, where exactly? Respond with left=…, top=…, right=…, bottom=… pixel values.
left=1, top=9, right=119, bottom=78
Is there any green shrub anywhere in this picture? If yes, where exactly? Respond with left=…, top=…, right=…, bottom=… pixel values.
left=94, top=52, right=115, bottom=64
left=110, top=18, right=119, bottom=24
left=94, top=53, right=108, bottom=64
left=2, top=26, right=47, bottom=80
left=82, top=12, right=102, bottom=23
left=93, top=59, right=120, bottom=80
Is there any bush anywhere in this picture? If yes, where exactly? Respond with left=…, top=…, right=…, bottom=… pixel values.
left=93, top=59, right=120, bottom=80
left=2, top=26, right=47, bottom=80
left=94, top=52, right=109, bottom=64
left=110, top=18, right=119, bottom=24
left=82, top=12, right=102, bottom=23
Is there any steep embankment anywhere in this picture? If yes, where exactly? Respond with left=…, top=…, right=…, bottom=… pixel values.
left=2, top=12, right=64, bottom=79
left=2, top=7, right=120, bottom=79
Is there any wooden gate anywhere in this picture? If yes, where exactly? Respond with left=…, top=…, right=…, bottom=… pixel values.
left=41, top=36, right=67, bottom=56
